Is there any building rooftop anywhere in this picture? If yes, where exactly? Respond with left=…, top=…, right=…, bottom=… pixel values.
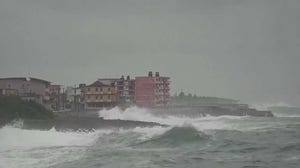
left=87, top=81, right=115, bottom=87
left=135, top=76, right=170, bottom=79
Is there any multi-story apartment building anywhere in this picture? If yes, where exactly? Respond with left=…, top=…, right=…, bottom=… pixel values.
left=49, top=84, right=61, bottom=110
left=116, top=76, right=135, bottom=105
left=81, top=80, right=117, bottom=109
left=135, top=72, right=170, bottom=107
left=96, top=77, right=135, bottom=104
left=81, top=76, right=135, bottom=109
left=0, top=77, right=51, bottom=107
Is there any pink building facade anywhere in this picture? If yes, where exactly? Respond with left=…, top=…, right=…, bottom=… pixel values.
left=135, top=72, right=170, bottom=107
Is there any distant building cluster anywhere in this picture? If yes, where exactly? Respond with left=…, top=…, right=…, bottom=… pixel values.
left=0, top=72, right=170, bottom=111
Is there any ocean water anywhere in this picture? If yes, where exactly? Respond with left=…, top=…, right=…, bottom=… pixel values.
left=0, top=107, right=299, bottom=168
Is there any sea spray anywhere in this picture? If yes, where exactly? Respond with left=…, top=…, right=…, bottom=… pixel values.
left=0, top=125, right=110, bottom=151
left=0, top=124, right=115, bottom=168
left=98, top=106, right=250, bottom=131
left=98, top=107, right=297, bottom=132
left=1, top=109, right=299, bottom=168
left=3, top=119, right=24, bottom=128
left=249, top=102, right=293, bottom=111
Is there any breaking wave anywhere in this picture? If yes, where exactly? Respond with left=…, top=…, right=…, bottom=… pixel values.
left=98, top=106, right=300, bottom=133
left=1, top=106, right=299, bottom=168
left=250, top=102, right=293, bottom=111
left=0, top=124, right=110, bottom=152
left=136, top=127, right=210, bottom=148
left=98, top=106, right=248, bottom=131
left=0, top=123, right=113, bottom=168
left=273, top=113, right=300, bottom=118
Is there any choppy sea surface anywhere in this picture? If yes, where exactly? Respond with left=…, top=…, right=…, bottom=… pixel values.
left=0, top=107, right=299, bottom=168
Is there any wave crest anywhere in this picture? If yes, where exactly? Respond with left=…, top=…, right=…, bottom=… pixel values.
left=135, top=126, right=210, bottom=148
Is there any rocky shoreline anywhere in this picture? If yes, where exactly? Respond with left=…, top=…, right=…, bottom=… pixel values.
left=1, top=105, right=274, bottom=131
left=18, top=117, right=165, bottom=131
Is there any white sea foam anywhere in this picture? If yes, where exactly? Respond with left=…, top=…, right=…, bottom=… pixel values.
left=250, top=102, right=293, bottom=111
left=98, top=106, right=250, bottom=132
left=124, top=126, right=172, bottom=140
left=0, top=107, right=292, bottom=168
left=0, top=126, right=110, bottom=151
left=250, top=102, right=300, bottom=118
left=0, top=125, right=113, bottom=168
left=273, top=113, right=300, bottom=118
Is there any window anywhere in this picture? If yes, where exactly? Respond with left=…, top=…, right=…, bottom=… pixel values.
left=96, top=88, right=98, bottom=92
left=87, top=88, right=90, bottom=92
left=100, top=88, right=103, bottom=92
left=108, top=95, right=111, bottom=99
left=100, top=95, right=103, bottom=99
left=96, top=96, right=99, bottom=99
left=87, top=95, right=90, bottom=99
left=108, top=88, right=111, bottom=92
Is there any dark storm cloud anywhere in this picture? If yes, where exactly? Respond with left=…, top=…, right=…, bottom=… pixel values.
left=0, top=0, right=300, bottom=105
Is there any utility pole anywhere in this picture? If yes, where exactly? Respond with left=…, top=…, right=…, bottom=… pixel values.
left=74, top=84, right=76, bottom=112
left=62, top=86, right=65, bottom=111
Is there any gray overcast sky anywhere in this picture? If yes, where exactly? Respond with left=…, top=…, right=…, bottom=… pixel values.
left=0, top=0, right=300, bottom=106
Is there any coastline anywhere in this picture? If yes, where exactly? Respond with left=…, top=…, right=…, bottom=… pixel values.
left=1, top=103, right=274, bottom=131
